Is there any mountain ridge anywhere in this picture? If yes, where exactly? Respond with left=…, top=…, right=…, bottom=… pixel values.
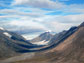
left=10, top=22, right=84, bottom=63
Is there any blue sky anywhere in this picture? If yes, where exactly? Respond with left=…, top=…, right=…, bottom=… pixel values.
left=0, top=0, right=84, bottom=39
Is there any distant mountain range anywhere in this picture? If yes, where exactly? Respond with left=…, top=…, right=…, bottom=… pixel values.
left=30, top=22, right=84, bottom=63
left=10, top=22, right=84, bottom=63
left=30, top=31, right=54, bottom=45
left=0, top=22, right=84, bottom=63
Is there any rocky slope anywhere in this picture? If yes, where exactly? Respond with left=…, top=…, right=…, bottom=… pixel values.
left=30, top=31, right=53, bottom=45
left=12, top=22, right=84, bottom=63
left=0, top=22, right=84, bottom=63
left=0, top=28, right=33, bottom=60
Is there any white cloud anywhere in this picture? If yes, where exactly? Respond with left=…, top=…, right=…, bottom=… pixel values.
left=1, top=0, right=84, bottom=39
left=63, top=4, right=84, bottom=14
left=13, top=0, right=65, bottom=9
left=12, top=0, right=84, bottom=14
left=9, top=20, right=46, bottom=29
left=48, top=22, right=74, bottom=32
left=54, top=14, right=84, bottom=23
left=0, top=0, right=84, bottom=33
left=0, top=9, right=44, bottom=18
left=36, top=14, right=84, bottom=32
left=0, top=11, right=84, bottom=33
left=0, top=16, right=47, bottom=34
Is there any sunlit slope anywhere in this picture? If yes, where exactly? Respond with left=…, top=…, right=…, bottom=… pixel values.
left=14, top=23, right=84, bottom=63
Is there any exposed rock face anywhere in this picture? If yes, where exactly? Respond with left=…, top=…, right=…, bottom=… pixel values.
left=49, top=30, right=67, bottom=44
left=30, top=31, right=53, bottom=45
left=0, top=28, right=33, bottom=60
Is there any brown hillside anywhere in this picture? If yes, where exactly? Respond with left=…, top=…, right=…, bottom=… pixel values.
left=13, top=26, right=84, bottom=63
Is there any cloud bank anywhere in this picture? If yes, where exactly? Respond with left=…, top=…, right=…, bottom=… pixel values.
left=0, top=0, right=84, bottom=39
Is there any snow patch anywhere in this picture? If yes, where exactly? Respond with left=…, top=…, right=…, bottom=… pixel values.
left=46, top=30, right=52, bottom=32
left=3, top=32, right=12, bottom=38
left=0, top=27, right=4, bottom=30
left=32, top=40, right=49, bottom=45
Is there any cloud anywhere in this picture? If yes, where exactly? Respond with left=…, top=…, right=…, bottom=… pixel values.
left=63, top=4, right=84, bottom=14
left=12, top=0, right=84, bottom=15
left=0, top=0, right=84, bottom=37
left=0, top=9, right=44, bottom=18
left=0, top=17, right=47, bottom=34
left=13, top=0, right=65, bottom=9
left=0, top=8, right=84, bottom=33
left=36, top=14, right=84, bottom=32
left=53, top=14, right=84, bottom=23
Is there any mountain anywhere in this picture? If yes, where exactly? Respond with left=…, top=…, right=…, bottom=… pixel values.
left=34, top=22, right=84, bottom=63
left=13, top=26, right=78, bottom=53
left=11, top=22, right=84, bottom=63
left=0, top=22, right=84, bottom=63
left=30, top=31, right=54, bottom=45
left=49, top=26, right=77, bottom=45
left=0, top=27, right=26, bottom=42
left=0, top=27, right=49, bottom=60
left=79, top=22, right=84, bottom=27
left=49, top=30, right=67, bottom=44
left=0, top=27, right=34, bottom=60
left=19, top=26, right=78, bottom=53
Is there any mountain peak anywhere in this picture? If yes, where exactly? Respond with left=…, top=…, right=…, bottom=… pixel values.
left=45, top=30, right=52, bottom=33
left=79, top=22, right=84, bottom=27
left=0, top=27, right=4, bottom=30
left=30, top=30, right=53, bottom=44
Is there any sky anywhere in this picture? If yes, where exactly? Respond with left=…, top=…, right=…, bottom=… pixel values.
left=0, top=0, right=84, bottom=39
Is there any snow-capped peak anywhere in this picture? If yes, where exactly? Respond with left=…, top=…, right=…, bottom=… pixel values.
left=3, top=32, right=12, bottom=38
left=0, top=27, right=4, bottom=30
left=46, top=30, right=52, bottom=33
